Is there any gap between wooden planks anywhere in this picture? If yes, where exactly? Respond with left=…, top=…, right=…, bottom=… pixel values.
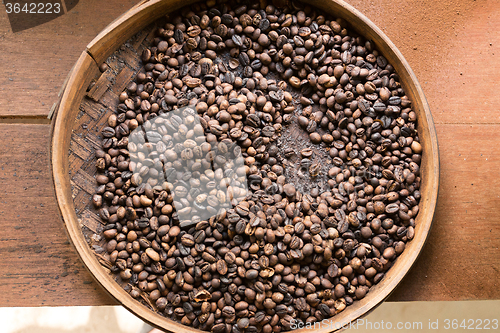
left=0, top=123, right=498, bottom=306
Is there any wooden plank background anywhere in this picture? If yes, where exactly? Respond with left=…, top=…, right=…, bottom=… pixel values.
left=0, top=0, right=498, bottom=306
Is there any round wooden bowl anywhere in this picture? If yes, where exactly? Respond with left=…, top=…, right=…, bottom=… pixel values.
left=50, top=0, right=439, bottom=332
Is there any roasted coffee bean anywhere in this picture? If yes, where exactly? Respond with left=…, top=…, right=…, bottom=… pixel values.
left=102, top=127, right=115, bottom=138
left=385, top=203, right=400, bottom=214
left=217, top=259, right=228, bottom=275
left=283, top=184, right=296, bottom=197
left=261, top=126, right=275, bottom=137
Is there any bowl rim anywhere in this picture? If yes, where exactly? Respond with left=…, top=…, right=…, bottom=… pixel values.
left=50, top=0, right=440, bottom=332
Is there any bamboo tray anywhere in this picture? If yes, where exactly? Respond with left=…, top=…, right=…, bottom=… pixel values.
left=50, top=0, right=440, bottom=331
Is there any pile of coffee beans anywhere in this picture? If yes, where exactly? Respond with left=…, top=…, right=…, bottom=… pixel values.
left=91, top=0, right=422, bottom=331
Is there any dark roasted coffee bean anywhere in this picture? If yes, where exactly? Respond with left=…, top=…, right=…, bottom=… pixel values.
left=261, top=126, right=275, bottom=137
left=232, top=34, right=243, bottom=47
left=385, top=203, right=399, bottom=214
left=102, top=127, right=115, bottom=138
left=217, top=259, right=228, bottom=275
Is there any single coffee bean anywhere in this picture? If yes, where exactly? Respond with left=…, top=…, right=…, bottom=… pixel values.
left=217, top=259, right=228, bottom=275
left=283, top=184, right=296, bottom=197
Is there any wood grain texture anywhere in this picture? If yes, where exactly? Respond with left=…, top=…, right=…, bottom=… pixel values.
left=0, top=0, right=499, bottom=308
left=0, top=0, right=139, bottom=117
left=0, top=124, right=117, bottom=306
left=388, top=123, right=500, bottom=301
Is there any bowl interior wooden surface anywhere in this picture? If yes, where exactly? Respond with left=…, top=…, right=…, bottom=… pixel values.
left=50, top=0, right=439, bottom=332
